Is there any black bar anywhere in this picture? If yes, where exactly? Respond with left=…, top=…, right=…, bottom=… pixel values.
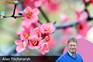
left=0, top=56, right=59, bottom=62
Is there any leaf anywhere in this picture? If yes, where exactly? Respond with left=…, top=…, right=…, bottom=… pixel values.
left=7, top=1, right=15, bottom=4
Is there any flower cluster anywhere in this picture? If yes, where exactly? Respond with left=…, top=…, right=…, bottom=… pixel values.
left=15, top=6, right=55, bottom=55
left=23, top=0, right=60, bottom=12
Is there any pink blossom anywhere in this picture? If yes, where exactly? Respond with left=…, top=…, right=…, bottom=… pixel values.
left=60, top=14, right=69, bottom=23
left=44, top=35, right=51, bottom=41
left=77, top=21, right=90, bottom=37
left=33, top=27, right=42, bottom=37
left=82, top=0, right=91, bottom=4
left=39, top=43, right=49, bottom=55
left=61, top=27, right=73, bottom=35
left=40, top=23, right=55, bottom=34
left=17, top=29, right=31, bottom=40
left=45, top=36, right=56, bottom=48
left=15, top=40, right=28, bottom=53
left=75, top=11, right=88, bottom=21
left=22, top=6, right=39, bottom=23
left=75, top=10, right=90, bottom=37
left=23, top=0, right=42, bottom=8
left=90, top=0, right=93, bottom=5
left=30, top=22, right=41, bottom=29
left=82, top=0, right=86, bottom=3
left=28, top=35, right=41, bottom=49
left=22, top=20, right=41, bottom=29
left=43, top=0, right=60, bottom=12
left=22, top=20, right=31, bottom=29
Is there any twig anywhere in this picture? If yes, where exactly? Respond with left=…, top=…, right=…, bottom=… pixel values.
left=12, top=4, right=17, bottom=17
left=55, top=17, right=93, bottom=29
left=38, top=7, right=50, bottom=23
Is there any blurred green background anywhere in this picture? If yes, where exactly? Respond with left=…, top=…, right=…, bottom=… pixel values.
left=0, top=0, right=93, bottom=56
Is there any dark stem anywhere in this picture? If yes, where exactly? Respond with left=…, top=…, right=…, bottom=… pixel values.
left=3, top=15, right=21, bottom=19
left=83, top=1, right=91, bottom=21
left=38, top=20, right=42, bottom=24
left=55, top=17, right=93, bottom=29
left=12, top=4, right=17, bottom=17
left=38, top=7, right=50, bottom=23
left=55, top=21, right=78, bottom=29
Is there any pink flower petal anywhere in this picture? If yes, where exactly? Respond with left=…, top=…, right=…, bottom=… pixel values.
left=31, top=16, right=38, bottom=23
left=40, top=23, right=55, bottom=34
left=15, top=40, right=22, bottom=45
left=16, top=45, right=25, bottom=53
left=28, top=35, right=41, bottom=49
left=39, top=43, right=49, bottom=55
left=34, top=1, right=42, bottom=7
left=24, top=6, right=32, bottom=14
left=33, top=8, right=40, bottom=15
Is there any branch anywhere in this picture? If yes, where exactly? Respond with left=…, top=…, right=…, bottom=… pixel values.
left=3, top=15, right=21, bottom=19
left=55, top=17, right=93, bottom=29
left=38, top=7, right=50, bottom=23
left=55, top=0, right=93, bottom=29
left=12, top=4, right=17, bottom=17
left=55, top=21, right=78, bottom=29
left=2, top=0, right=22, bottom=19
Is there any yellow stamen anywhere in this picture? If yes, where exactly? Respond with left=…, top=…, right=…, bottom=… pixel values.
left=27, top=12, right=33, bottom=18
left=45, top=28, right=50, bottom=31
left=32, top=40, right=38, bottom=46
left=24, top=33, right=30, bottom=38
left=45, top=35, right=50, bottom=41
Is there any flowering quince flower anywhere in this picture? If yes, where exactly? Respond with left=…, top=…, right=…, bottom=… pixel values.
left=61, top=27, right=74, bottom=35
left=77, top=21, right=90, bottom=37
left=33, top=27, right=42, bottom=37
left=45, top=36, right=56, bottom=48
left=33, top=26, right=52, bottom=40
left=22, top=20, right=41, bottom=29
left=23, top=0, right=42, bottom=8
left=34, top=0, right=42, bottom=7
left=17, top=29, right=31, bottom=40
left=43, top=0, right=60, bottom=12
left=28, top=35, right=41, bottom=49
left=39, top=42, right=49, bottom=55
left=22, top=6, right=39, bottom=23
left=22, top=20, right=32, bottom=29
left=15, top=40, right=28, bottom=53
left=90, top=0, right=93, bottom=5
left=30, top=22, right=41, bottom=29
left=40, top=23, right=55, bottom=34
left=82, top=0, right=90, bottom=3
left=60, top=14, right=69, bottom=23
left=60, top=14, right=73, bottom=35
left=44, top=35, right=51, bottom=41
left=75, top=10, right=90, bottom=37
left=76, top=11, right=88, bottom=21
left=82, top=0, right=86, bottom=3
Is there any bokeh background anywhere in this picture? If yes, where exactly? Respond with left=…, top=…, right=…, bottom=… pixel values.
left=0, top=0, right=93, bottom=62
